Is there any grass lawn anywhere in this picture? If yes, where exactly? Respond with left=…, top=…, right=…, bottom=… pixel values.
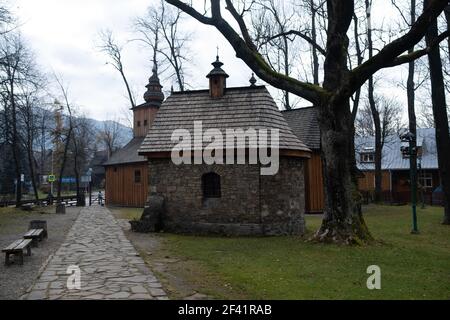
left=0, top=206, right=52, bottom=233
left=157, top=205, right=449, bottom=300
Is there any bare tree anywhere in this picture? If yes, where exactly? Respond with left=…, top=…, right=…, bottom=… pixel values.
left=98, top=29, right=136, bottom=109
left=253, top=0, right=299, bottom=109
left=53, top=75, right=75, bottom=205
left=424, top=0, right=450, bottom=225
left=418, top=103, right=436, bottom=128
left=166, top=0, right=449, bottom=243
left=0, top=32, right=38, bottom=206
left=350, top=9, right=364, bottom=122
left=364, top=0, right=383, bottom=202
left=134, top=0, right=191, bottom=91
left=98, top=119, right=123, bottom=157
left=70, top=115, right=93, bottom=206
left=356, top=95, right=403, bottom=143
left=18, top=90, right=41, bottom=201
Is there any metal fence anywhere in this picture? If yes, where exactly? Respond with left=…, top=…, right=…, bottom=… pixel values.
left=361, top=190, right=444, bottom=206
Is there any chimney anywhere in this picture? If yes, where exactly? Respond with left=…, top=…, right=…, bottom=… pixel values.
left=206, top=55, right=229, bottom=98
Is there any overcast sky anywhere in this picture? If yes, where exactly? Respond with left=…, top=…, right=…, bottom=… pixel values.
left=13, top=0, right=256, bottom=123
left=13, top=0, right=414, bottom=124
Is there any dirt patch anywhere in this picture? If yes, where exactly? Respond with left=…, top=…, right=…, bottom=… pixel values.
left=0, top=206, right=81, bottom=300
left=111, top=212, right=245, bottom=300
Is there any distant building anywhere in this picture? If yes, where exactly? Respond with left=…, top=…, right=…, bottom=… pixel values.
left=88, top=150, right=109, bottom=189
left=137, top=56, right=311, bottom=235
left=356, top=128, right=441, bottom=204
left=103, top=66, right=164, bottom=207
left=282, top=109, right=443, bottom=208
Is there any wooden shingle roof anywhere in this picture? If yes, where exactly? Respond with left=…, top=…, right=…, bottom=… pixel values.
left=103, top=137, right=146, bottom=166
left=282, top=107, right=321, bottom=150
left=139, top=86, right=310, bottom=155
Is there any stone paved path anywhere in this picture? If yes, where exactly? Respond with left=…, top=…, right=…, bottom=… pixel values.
left=21, top=205, right=167, bottom=300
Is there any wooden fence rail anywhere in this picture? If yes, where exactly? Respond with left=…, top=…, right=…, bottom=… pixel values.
left=0, top=195, right=79, bottom=208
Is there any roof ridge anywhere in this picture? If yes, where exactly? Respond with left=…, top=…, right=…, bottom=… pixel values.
left=170, top=85, right=267, bottom=95
left=281, top=106, right=315, bottom=112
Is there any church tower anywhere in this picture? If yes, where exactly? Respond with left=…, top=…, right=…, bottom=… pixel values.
left=132, top=65, right=164, bottom=137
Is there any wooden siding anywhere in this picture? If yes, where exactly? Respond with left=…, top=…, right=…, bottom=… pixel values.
left=105, top=162, right=148, bottom=207
left=133, top=107, right=159, bottom=138
left=358, top=171, right=391, bottom=192
left=209, top=77, right=226, bottom=98
left=304, top=151, right=324, bottom=213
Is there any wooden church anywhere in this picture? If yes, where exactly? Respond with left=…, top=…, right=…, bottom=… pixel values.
left=103, top=57, right=326, bottom=220
left=103, top=66, right=164, bottom=207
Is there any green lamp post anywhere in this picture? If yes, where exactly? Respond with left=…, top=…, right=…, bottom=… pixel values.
left=400, top=131, right=419, bottom=234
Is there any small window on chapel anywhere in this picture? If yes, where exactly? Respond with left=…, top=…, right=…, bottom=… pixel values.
left=137, top=121, right=141, bottom=127
left=134, top=170, right=141, bottom=183
left=144, top=119, right=148, bottom=126
left=202, top=172, right=221, bottom=198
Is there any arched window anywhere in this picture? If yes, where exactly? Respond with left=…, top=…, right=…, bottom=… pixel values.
left=202, top=172, right=221, bottom=198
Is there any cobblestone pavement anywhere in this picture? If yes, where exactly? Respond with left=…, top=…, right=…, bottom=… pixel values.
left=21, top=205, right=167, bottom=300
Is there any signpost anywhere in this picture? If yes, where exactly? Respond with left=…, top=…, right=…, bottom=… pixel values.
left=86, top=168, right=93, bottom=206
left=61, top=177, right=76, bottom=184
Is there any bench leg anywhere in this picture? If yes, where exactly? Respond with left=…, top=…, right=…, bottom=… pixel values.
left=18, top=252, right=24, bottom=265
left=26, top=246, right=31, bottom=257
left=31, top=238, right=38, bottom=248
left=5, top=253, right=11, bottom=266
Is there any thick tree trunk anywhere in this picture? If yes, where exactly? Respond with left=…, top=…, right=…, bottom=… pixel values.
left=312, top=0, right=372, bottom=244
left=368, top=78, right=382, bottom=202
left=425, top=0, right=450, bottom=224
left=365, top=0, right=382, bottom=203
left=351, top=14, right=363, bottom=123
left=407, top=0, right=418, bottom=212
left=315, top=98, right=372, bottom=243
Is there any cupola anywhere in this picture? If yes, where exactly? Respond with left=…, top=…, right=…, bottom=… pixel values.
left=206, top=55, right=229, bottom=98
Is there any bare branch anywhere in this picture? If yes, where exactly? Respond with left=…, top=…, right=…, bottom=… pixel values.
left=166, top=0, right=326, bottom=104
left=349, top=0, right=448, bottom=95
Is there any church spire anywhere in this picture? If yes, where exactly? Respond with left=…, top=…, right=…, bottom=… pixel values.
left=143, top=63, right=164, bottom=107
left=132, top=64, right=164, bottom=138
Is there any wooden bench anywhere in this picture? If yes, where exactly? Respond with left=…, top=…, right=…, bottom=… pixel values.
left=23, top=229, right=45, bottom=247
left=2, top=239, right=32, bottom=266
left=29, top=220, right=48, bottom=239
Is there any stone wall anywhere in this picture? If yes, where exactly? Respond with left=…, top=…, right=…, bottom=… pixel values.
left=260, top=157, right=306, bottom=235
left=147, top=157, right=306, bottom=236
